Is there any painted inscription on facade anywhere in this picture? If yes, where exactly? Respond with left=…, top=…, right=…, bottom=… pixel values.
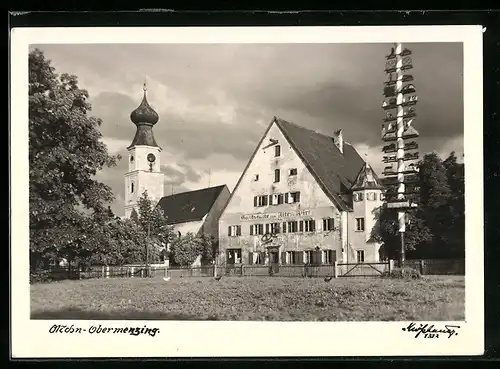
left=240, top=210, right=311, bottom=222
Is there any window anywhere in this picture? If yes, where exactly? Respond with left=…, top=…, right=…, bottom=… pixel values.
left=277, top=194, right=284, bottom=204
left=228, top=225, right=241, bottom=237
left=355, top=218, right=365, bottom=232
left=265, top=223, right=270, bottom=234
left=287, top=191, right=300, bottom=203
left=254, top=195, right=268, bottom=207
left=282, top=222, right=287, bottom=233
left=367, top=192, right=376, bottom=201
left=269, top=194, right=279, bottom=205
left=286, top=251, right=302, bottom=265
left=323, top=218, right=335, bottom=231
left=304, top=251, right=313, bottom=264
left=131, top=182, right=134, bottom=193
left=289, top=168, right=297, bottom=176
left=301, top=219, right=315, bottom=232
left=253, top=174, right=259, bottom=181
left=250, top=224, right=264, bottom=235
left=358, top=192, right=364, bottom=201
left=249, top=251, right=265, bottom=265
left=275, top=145, right=281, bottom=157
left=270, top=222, right=280, bottom=234
left=130, top=155, right=134, bottom=162
left=356, top=250, right=365, bottom=263
left=353, top=193, right=358, bottom=202
left=274, top=169, right=281, bottom=183
left=227, top=248, right=242, bottom=264
left=286, top=221, right=298, bottom=233
left=323, top=250, right=336, bottom=264
left=380, top=193, right=386, bottom=201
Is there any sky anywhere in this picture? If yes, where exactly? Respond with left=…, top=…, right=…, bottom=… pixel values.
left=32, top=43, right=464, bottom=217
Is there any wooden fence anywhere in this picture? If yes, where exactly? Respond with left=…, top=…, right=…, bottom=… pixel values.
left=44, top=258, right=464, bottom=281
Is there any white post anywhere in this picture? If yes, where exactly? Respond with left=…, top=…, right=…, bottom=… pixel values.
left=106, top=265, right=110, bottom=279
left=334, top=261, right=338, bottom=278
left=395, top=43, right=406, bottom=267
left=131, top=266, right=135, bottom=278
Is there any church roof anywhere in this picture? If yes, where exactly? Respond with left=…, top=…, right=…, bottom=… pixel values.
left=274, top=118, right=366, bottom=210
left=350, top=163, right=384, bottom=191
left=156, top=185, right=228, bottom=225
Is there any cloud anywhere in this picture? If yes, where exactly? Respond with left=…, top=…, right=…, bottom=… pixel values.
left=34, top=42, right=464, bottom=217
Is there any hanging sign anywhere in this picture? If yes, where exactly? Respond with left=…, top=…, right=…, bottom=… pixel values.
left=386, top=201, right=410, bottom=209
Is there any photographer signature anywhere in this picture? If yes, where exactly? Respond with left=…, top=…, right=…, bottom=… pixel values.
left=402, top=322, right=460, bottom=339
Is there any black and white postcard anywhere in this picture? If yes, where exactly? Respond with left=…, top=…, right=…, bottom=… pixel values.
left=11, top=25, right=484, bottom=357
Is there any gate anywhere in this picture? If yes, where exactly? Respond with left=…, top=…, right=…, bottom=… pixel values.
left=337, top=262, right=389, bottom=277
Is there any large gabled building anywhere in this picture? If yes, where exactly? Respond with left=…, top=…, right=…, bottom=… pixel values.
left=218, top=116, right=384, bottom=268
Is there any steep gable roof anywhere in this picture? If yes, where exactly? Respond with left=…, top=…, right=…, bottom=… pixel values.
left=157, top=185, right=228, bottom=225
left=220, top=116, right=368, bottom=216
left=274, top=117, right=366, bottom=210
left=350, top=163, right=384, bottom=191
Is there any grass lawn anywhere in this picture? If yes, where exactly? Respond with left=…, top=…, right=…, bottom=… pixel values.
left=30, top=276, right=465, bottom=321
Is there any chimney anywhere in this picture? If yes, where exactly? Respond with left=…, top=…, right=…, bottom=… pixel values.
left=333, top=129, right=343, bottom=154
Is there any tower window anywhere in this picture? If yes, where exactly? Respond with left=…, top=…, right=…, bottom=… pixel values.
left=355, top=217, right=365, bottom=232
left=275, top=145, right=281, bottom=157
left=130, top=155, right=134, bottom=162
left=289, top=168, right=297, bottom=176
left=131, top=182, right=135, bottom=193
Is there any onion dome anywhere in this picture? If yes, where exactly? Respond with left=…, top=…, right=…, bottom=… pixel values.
left=130, top=83, right=159, bottom=126
left=128, top=82, right=160, bottom=149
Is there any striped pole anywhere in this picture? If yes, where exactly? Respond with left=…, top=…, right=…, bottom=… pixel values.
left=395, top=43, right=406, bottom=266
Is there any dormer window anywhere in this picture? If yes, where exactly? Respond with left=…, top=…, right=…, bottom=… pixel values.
left=275, top=145, right=281, bottom=157
left=289, top=168, right=297, bottom=176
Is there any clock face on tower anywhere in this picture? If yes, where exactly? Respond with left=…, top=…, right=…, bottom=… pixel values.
left=147, top=153, right=156, bottom=163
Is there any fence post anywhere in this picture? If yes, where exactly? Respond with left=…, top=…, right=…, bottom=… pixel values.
left=419, top=259, right=425, bottom=275
left=101, top=265, right=105, bottom=278
left=106, top=265, right=110, bottom=279
left=334, top=261, right=338, bottom=278
left=131, top=267, right=134, bottom=278
left=141, top=269, right=144, bottom=278
left=389, top=259, right=394, bottom=272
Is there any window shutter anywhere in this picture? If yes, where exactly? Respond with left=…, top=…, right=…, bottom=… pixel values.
left=237, top=225, right=241, bottom=236
left=295, top=192, right=301, bottom=202
left=359, top=193, right=364, bottom=201
left=228, top=226, right=231, bottom=236
left=311, top=220, right=316, bottom=232
left=248, top=252, right=253, bottom=265
left=281, top=252, right=286, bottom=265
left=299, top=221, right=304, bottom=232
left=282, top=222, right=287, bottom=233
left=278, top=194, right=283, bottom=204
left=250, top=225, right=254, bottom=236
left=254, top=196, right=258, bottom=207
left=265, top=224, right=269, bottom=234
left=263, top=196, right=268, bottom=206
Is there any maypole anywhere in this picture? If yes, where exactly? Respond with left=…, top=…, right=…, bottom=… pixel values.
left=381, top=43, right=420, bottom=267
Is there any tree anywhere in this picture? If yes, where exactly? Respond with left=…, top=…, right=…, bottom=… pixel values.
left=169, top=232, right=217, bottom=266
left=375, top=152, right=464, bottom=260
left=135, top=191, right=175, bottom=265
left=29, top=48, right=120, bottom=272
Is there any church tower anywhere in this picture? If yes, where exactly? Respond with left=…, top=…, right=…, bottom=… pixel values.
left=124, top=82, right=164, bottom=218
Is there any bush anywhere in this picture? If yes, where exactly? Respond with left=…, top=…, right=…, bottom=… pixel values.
left=30, top=269, right=52, bottom=284
left=381, top=267, right=421, bottom=279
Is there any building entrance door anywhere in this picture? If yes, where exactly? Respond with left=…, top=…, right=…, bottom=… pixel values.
left=268, top=247, right=280, bottom=275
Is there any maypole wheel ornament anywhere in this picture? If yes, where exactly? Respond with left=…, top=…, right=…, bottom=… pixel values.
left=380, top=43, right=421, bottom=267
